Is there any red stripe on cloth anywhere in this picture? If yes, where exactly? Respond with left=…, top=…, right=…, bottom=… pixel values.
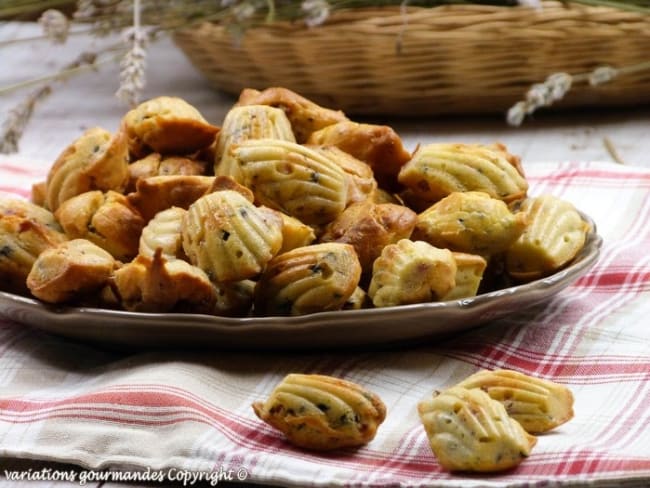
left=440, top=353, right=650, bottom=384
left=518, top=451, right=650, bottom=476
left=528, top=167, right=650, bottom=183
left=0, top=163, right=47, bottom=177
left=579, top=270, right=650, bottom=288
left=0, top=389, right=282, bottom=454
left=0, top=186, right=31, bottom=198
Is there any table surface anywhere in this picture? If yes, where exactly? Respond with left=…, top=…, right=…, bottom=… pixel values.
left=1, top=20, right=649, bottom=488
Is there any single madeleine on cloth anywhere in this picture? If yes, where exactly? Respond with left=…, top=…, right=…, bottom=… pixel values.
left=253, top=373, right=386, bottom=451
left=457, top=369, right=575, bottom=434
left=418, top=386, right=537, bottom=472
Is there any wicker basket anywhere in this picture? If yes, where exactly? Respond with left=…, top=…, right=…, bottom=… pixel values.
left=173, top=1, right=650, bottom=116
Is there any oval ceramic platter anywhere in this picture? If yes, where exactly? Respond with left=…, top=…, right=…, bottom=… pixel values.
left=0, top=214, right=602, bottom=350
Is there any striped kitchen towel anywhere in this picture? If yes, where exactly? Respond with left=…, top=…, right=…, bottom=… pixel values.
left=0, top=159, right=649, bottom=487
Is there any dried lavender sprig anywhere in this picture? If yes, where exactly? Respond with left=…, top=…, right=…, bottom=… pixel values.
left=115, top=28, right=147, bottom=105
left=507, top=60, right=650, bottom=126
left=115, top=0, right=147, bottom=106
left=0, top=86, right=52, bottom=154
left=506, top=72, right=572, bottom=126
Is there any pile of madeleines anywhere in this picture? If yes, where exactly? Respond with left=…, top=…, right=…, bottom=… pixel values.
left=0, top=87, right=582, bottom=471
left=0, top=87, right=590, bottom=316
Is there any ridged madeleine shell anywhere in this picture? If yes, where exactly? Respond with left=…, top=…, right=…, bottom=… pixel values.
left=418, top=386, right=537, bottom=472
left=456, top=369, right=574, bottom=434
left=55, top=190, right=144, bottom=262
left=252, top=373, right=386, bottom=451
left=506, top=195, right=590, bottom=282
left=215, top=105, right=296, bottom=183
left=45, top=127, right=129, bottom=211
left=368, top=239, right=457, bottom=308
left=26, top=239, right=116, bottom=303
left=182, top=190, right=283, bottom=282
left=254, top=242, right=361, bottom=316
left=233, top=139, right=348, bottom=225
left=309, top=145, right=377, bottom=206
left=413, top=191, right=527, bottom=257
left=138, top=206, right=186, bottom=259
left=398, top=143, right=528, bottom=209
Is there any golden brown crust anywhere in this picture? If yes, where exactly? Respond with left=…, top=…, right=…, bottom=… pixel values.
left=0, top=214, right=68, bottom=294
left=127, top=153, right=208, bottom=192
left=55, top=190, right=145, bottom=261
left=111, top=249, right=217, bottom=313
left=307, top=121, right=411, bottom=189
left=413, top=191, right=528, bottom=257
left=45, top=127, right=129, bottom=211
left=275, top=212, right=316, bottom=253
left=31, top=181, right=47, bottom=207
left=441, top=252, right=487, bottom=300
left=121, top=96, right=219, bottom=157
left=252, top=373, right=386, bottom=451
left=320, top=200, right=417, bottom=273
left=26, top=238, right=116, bottom=303
left=418, top=386, right=537, bottom=472
left=237, top=87, right=348, bottom=143
left=368, top=239, right=457, bottom=307
left=254, top=243, right=361, bottom=315
left=0, top=196, right=62, bottom=232
left=127, top=175, right=215, bottom=222
left=204, top=175, right=255, bottom=202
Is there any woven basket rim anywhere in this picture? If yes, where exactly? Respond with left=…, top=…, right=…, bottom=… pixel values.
left=173, top=0, right=650, bottom=116
left=184, top=0, right=649, bottom=35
